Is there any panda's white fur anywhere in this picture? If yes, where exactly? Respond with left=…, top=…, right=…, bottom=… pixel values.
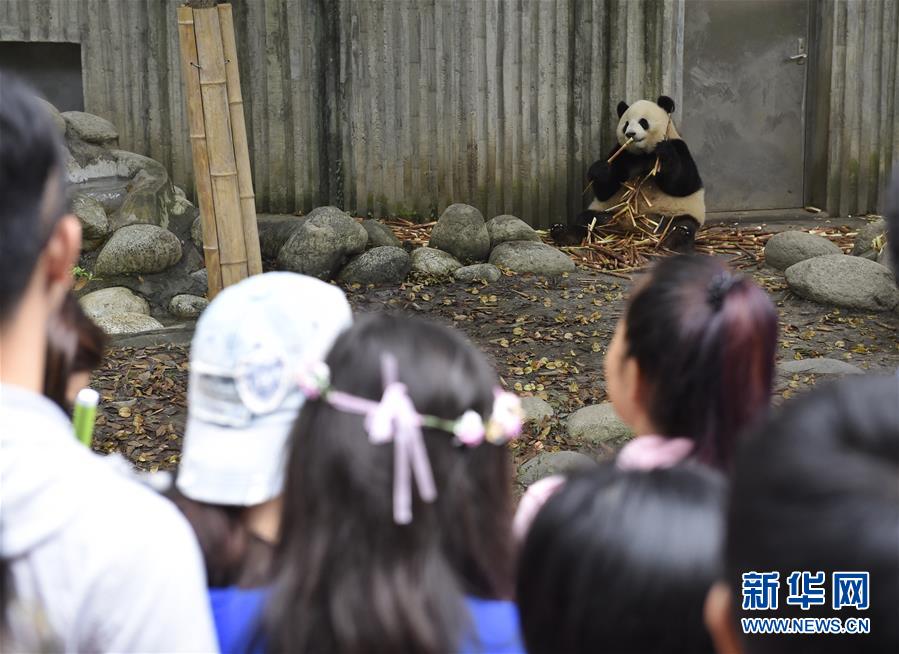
left=589, top=99, right=705, bottom=225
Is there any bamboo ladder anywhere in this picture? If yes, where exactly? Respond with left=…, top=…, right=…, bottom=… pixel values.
left=177, top=2, right=262, bottom=298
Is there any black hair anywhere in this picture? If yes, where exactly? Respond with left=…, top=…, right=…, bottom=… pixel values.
left=0, top=72, right=68, bottom=320
left=726, top=375, right=899, bottom=653
left=885, top=168, right=898, bottom=282
left=261, top=313, right=514, bottom=654
left=517, top=463, right=727, bottom=654
left=623, top=254, right=778, bottom=470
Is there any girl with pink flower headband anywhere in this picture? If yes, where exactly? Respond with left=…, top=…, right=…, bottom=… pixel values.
left=256, top=314, right=526, bottom=654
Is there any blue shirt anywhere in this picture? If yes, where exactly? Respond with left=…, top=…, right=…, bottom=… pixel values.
left=209, top=587, right=523, bottom=654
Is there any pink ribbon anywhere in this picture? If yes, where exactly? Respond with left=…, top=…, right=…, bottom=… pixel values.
left=325, top=354, right=437, bottom=524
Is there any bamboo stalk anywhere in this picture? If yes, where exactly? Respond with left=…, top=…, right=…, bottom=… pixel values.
left=177, top=6, right=223, bottom=299
left=218, top=3, right=262, bottom=276
left=193, top=7, right=249, bottom=287
left=607, top=137, right=634, bottom=164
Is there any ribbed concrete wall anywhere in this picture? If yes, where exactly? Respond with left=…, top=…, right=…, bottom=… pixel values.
left=0, top=0, right=894, bottom=223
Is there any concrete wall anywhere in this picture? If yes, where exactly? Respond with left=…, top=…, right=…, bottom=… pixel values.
left=0, top=0, right=894, bottom=224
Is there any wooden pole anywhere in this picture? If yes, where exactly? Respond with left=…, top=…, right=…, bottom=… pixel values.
left=193, top=7, right=249, bottom=287
left=177, top=5, right=223, bottom=298
left=217, top=3, right=263, bottom=276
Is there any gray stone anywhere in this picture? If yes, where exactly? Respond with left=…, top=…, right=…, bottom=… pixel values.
left=170, top=186, right=194, bottom=217
left=517, top=451, right=596, bottom=487
left=785, top=255, right=899, bottom=312
left=851, top=219, right=886, bottom=257
left=72, top=176, right=131, bottom=214
left=72, top=193, right=109, bottom=241
left=257, top=214, right=305, bottom=259
left=411, top=247, right=463, bottom=276
left=566, top=402, right=632, bottom=444
left=94, top=225, right=183, bottom=276
left=362, top=219, right=402, bottom=249
left=61, top=110, right=118, bottom=145
left=276, top=206, right=368, bottom=279
left=778, top=358, right=864, bottom=379
left=79, top=287, right=150, bottom=321
left=190, top=268, right=209, bottom=294
left=764, top=231, right=841, bottom=270
left=37, top=98, right=66, bottom=136
left=878, top=245, right=893, bottom=272
left=453, top=263, right=502, bottom=283
left=94, top=312, right=164, bottom=335
left=521, top=396, right=554, bottom=425
left=486, top=214, right=541, bottom=248
left=337, top=246, right=411, bottom=285
left=191, top=215, right=204, bottom=250
left=489, top=240, right=576, bottom=276
left=111, top=166, right=175, bottom=231
left=168, top=294, right=209, bottom=319
left=428, top=203, right=490, bottom=263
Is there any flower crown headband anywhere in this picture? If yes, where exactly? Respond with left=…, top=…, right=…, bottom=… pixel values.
left=297, top=354, right=524, bottom=524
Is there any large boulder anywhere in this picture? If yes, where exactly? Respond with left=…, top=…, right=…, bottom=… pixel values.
left=111, top=166, right=175, bottom=231
left=94, top=225, right=183, bottom=276
left=411, top=247, right=463, bottom=277
left=851, top=218, right=886, bottom=258
left=94, top=312, right=164, bottom=335
left=61, top=110, right=118, bottom=145
left=276, top=206, right=367, bottom=279
left=489, top=241, right=575, bottom=276
left=453, top=263, right=502, bottom=283
left=169, top=186, right=194, bottom=217
left=257, top=214, right=305, bottom=260
left=521, top=396, right=554, bottom=425
left=72, top=193, right=109, bottom=242
left=785, top=255, right=899, bottom=312
left=362, top=219, right=402, bottom=249
left=37, top=98, right=66, bottom=136
left=486, top=214, right=541, bottom=248
left=428, top=203, right=490, bottom=263
left=517, top=451, right=596, bottom=487
left=878, top=244, right=893, bottom=272
left=777, top=357, right=863, bottom=382
left=79, top=287, right=150, bottom=321
left=191, top=215, right=204, bottom=251
left=169, top=294, right=209, bottom=319
left=566, top=402, right=632, bottom=444
left=336, top=246, right=411, bottom=285
left=764, top=231, right=841, bottom=270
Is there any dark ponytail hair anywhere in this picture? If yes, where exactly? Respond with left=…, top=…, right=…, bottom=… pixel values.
left=261, top=314, right=514, bottom=654
left=623, top=254, right=778, bottom=470
left=517, top=464, right=727, bottom=654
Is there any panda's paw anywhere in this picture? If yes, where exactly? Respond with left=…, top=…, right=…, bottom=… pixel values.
left=551, top=223, right=588, bottom=246
left=575, top=210, right=614, bottom=229
left=653, top=139, right=677, bottom=163
left=587, top=159, right=612, bottom=185
left=661, top=216, right=698, bottom=252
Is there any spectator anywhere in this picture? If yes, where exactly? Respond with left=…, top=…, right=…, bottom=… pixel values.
left=0, top=73, right=217, bottom=652
left=169, top=271, right=352, bottom=653
left=258, top=314, right=524, bottom=654
left=517, top=464, right=727, bottom=653
left=43, top=292, right=105, bottom=413
left=705, top=375, right=899, bottom=654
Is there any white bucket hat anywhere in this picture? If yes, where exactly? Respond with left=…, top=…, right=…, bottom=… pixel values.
left=176, top=272, right=352, bottom=506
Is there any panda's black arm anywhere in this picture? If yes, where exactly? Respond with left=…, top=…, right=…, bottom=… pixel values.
left=654, top=139, right=703, bottom=197
left=589, top=146, right=637, bottom=201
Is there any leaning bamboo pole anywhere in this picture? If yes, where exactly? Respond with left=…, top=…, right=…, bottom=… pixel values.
left=217, top=3, right=263, bottom=276
left=177, top=5, right=223, bottom=298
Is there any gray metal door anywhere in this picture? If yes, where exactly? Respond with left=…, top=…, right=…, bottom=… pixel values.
left=680, top=0, right=810, bottom=211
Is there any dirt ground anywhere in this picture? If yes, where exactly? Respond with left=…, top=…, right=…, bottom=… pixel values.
left=90, top=237, right=899, bottom=474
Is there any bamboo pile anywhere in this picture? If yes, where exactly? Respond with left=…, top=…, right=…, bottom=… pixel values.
left=177, top=3, right=262, bottom=298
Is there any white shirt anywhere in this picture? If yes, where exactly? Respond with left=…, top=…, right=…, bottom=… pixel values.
left=0, top=384, right=218, bottom=653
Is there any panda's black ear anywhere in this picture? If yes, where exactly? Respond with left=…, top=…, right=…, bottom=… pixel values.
left=657, top=95, right=675, bottom=114
left=616, top=101, right=628, bottom=118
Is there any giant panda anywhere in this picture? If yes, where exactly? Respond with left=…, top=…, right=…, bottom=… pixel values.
left=552, top=95, right=705, bottom=251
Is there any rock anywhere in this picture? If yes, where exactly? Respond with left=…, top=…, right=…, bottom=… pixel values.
left=94, top=225, right=183, bottom=276
left=190, top=268, right=208, bottom=294
left=79, top=287, right=150, bottom=321
left=428, top=203, right=490, bottom=263
left=191, top=215, right=204, bottom=250
left=764, top=231, right=841, bottom=270
left=566, top=402, right=632, bottom=444
left=93, top=312, right=164, bottom=335
left=778, top=358, right=863, bottom=380
left=170, top=186, right=194, bottom=217
left=410, top=247, right=463, bottom=276
left=257, top=214, right=305, bottom=260
left=36, top=98, right=66, bottom=136
left=111, top=166, right=175, bottom=231
left=485, top=214, right=541, bottom=248
left=851, top=219, right=886, bottom=257
left=453, top=263, right=502, bottom=283
left=71, top=193, right=109, bottom=241
left=336, top=246, right=411, bottom=285
left=521, top=397, right=554, bottom=425
left=276, top=206, right=367, bottom=279
left=168, top=294, right=209, bottom=319
left=784, top=255, right=899, bottom=312
left=61, top=110, right=118, bottom=145
left=362, top=219, right=402, bottom=249
left=517, top=451, right=596, bottom=487
left=489, top=240, right=575, bottom=276
left=878, top=245, right=893, bottom=272
left=71, top=176, right=131, bottom=214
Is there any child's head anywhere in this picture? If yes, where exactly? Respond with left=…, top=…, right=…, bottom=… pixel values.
left=44, top=293, right=106, bottom=412
left=605, top=254, right=777, bottom=470
left=517, top=463, right=726, bottom=654
left=706, top=375, right=899, bottom=654
left=263, top=313, right=517, bottom=653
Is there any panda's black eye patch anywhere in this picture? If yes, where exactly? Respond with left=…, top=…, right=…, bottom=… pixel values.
left=623, top=121, right=629, bottom=133
left=639, top=118, right=649, bottom=130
